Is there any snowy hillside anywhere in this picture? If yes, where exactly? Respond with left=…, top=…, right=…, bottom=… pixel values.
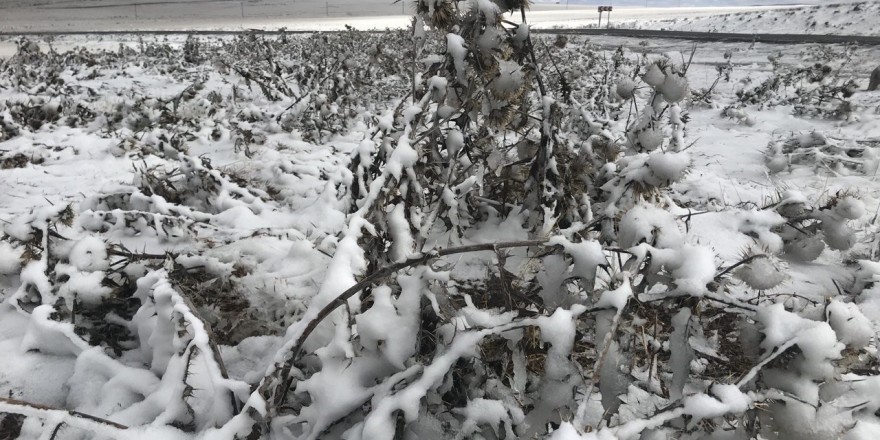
left=635, top=1, right=880, bottom=36
left=2, top=2, right=880, bottom=439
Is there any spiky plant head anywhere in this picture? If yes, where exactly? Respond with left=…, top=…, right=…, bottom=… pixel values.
left=733, top=252, right=789, bottom=292
left=493, top=0, right=531, bottom=13
left=416, top=0, right=458, bottom=31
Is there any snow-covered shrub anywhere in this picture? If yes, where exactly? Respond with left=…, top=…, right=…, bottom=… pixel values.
left=735, top=44, right=860, bottom=120
left=765, top=131, right=880, bottom=176
left=710, top=190, right=867, bottom=265
left=721, top=104, right=757, bottom=126
left=557, top=49, right=693, bottom=233
left=182, top=36, right=203, bottom=64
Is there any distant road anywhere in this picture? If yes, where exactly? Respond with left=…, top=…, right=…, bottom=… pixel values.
left=1, top=28, right=878, bottom=46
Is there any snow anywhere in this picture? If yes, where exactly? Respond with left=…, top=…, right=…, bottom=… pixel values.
left=826, top=299, right=873, bottom=350
left=668, top=245, right=716, bottom=296
left=644, top=151, right=690, bottom=184
left=387, top=204, right=414, bottom=262
left=681, top=384, right=750, bottom=420
left=292, top=354, right=373, bottom=440
left=549, top=236, right=607, bottom=283
left=56, top=265, right=113, bottom=305
left=833, top=196, right=867, bottom=220
left=354, top=273, right=422, bottom=369
left=845, top=420, right=880, bottom=440
left=454, top=398, right=515, bottom=439
left=0, top=305, right=77, bottom=407
left=457, top=294, right=519, bottom=330
left=594, top=278, right=633, bottom=311
left=756, top=303, right=843, bottom=381
left=446, top=33, right=469, bottom=86
left=550, top=422, right=617, bottom=440
left=21, top=305, right=90, bottom=356
left=68, top=236, right=110, bottom=272
left=0, top=241, right=23, bottom=275
left=537, top=306, right=586, bottom=356
left=618, top=204, right=681, bottom=248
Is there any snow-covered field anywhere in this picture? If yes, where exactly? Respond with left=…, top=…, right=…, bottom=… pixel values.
left=634, top=1, right=880, bottom=36
left=2, top=3, right=880, bottom=439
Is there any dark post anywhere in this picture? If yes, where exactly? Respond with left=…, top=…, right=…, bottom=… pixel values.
left=597, top=6, right=613, bottom=29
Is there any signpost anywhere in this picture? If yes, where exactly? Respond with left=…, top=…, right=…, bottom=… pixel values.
left=597, top=6, right=613, bottom=29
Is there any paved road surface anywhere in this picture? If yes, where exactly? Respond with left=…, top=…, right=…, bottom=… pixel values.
left=1, top=27, right=878, bottom=46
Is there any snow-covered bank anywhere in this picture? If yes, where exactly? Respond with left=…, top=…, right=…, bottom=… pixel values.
left=634, top=1, right=880, bottom=36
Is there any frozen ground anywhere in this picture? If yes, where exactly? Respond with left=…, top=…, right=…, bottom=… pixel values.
left=1, top=17, right=880, bottom=440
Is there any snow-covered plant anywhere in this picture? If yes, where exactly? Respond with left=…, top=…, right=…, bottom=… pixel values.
left=569, top=51, right=693, bottom=236
left=182, top=36, right=203, bottom=64
left=701, top=189, right=867, bottom=267
left=734, top=44, right=860, bottom=120
left=691, top=49, right=734, bottom=108
left=765, top=131, right=880, bottom=176
left=775, top=190, right=866, bottom=257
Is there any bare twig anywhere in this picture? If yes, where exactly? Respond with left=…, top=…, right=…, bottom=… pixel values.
left=0, top=397, right=128, bottom=430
